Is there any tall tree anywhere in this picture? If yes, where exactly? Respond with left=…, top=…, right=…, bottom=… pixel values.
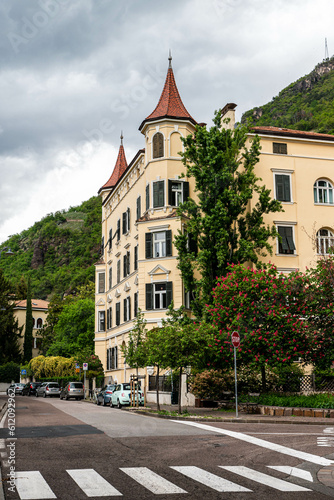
left=23, top=277, right=33, bottom=362
left=175, top=112, right=282, bottom=317
left=0, top=270, right=22, bottom=363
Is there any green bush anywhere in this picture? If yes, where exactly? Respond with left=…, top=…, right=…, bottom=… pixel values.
left=239, top=392, right=334, bottom=409
left=0, top=362, right=20, bottom=383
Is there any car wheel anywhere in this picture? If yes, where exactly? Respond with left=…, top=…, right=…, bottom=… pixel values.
left=117, top=399, right=122, bottom=409
left=65, top=395, right=69, bottom=401
left=110, top=400, right=114, bottom=408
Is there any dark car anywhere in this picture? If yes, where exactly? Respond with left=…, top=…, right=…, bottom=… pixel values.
left=22, top=382, right=42, bottom=396
left=96, top=384, right=115, bottom=406
left=60, top=382, right=84, bottom=400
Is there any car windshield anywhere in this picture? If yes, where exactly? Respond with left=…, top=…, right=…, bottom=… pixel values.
left=70, top=383, right=83, bottom=388
left=48, top=383, right=59, bottom=388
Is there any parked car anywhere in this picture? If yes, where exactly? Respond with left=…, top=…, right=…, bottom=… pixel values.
left=36, top=382, right=60, bottom=398
left=60, top=382, right=84, bottom=400
left=6, top=383, right=25, bottom=395
left=22, top=382, right=42, bottom=396
left=96, top=384, right=115, bottom=406
left=110, top=383, right=144, bottom=409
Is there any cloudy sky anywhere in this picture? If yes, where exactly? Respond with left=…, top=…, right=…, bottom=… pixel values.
left=0, top=0, right=333, bottom=243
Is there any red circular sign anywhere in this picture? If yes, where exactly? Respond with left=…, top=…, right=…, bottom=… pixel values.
left=231, top=331, right=240, bottom=348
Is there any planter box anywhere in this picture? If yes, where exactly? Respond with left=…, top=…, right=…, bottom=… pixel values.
left=274, top=407, right=284, bottom=417
left=292, top=408, right=303, bottom=416
left=195, top=399, right=218, bottom=408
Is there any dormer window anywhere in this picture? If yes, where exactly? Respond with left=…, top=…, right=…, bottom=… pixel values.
left=153, top=132, right=164, bottom=158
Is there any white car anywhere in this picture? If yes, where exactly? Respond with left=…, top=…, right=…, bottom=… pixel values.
left=110, top=383, right=144, bottom=409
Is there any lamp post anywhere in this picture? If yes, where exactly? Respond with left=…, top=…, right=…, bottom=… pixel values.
left=0, top=247, right=14, bottom=259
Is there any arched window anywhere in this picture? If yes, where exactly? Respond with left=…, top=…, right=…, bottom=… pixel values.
left=316, top=228, right=334, bottom=255
left=314, top=179, right=334, bottom=204
left=36, top=318, right=43, bottom=329
left=152, top=132, right=164, bottom=159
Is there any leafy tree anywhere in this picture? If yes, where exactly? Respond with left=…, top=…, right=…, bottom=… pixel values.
left=0, top=270, right=22, bottom=364
left=175, top=111, right=282, bottom=317
left=207, top=264, right=315, bottom=391
left=47, top=297, right=95, bottom=357
left=121, top=310, right=148, bottom=373
left=23, top=277, right=33, bottom=362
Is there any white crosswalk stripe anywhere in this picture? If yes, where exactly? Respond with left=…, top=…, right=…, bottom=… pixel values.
left=15, top=471, right=56, bottom=499
left=10, top=464, right=317, bottom=498
left=220, top=466, right=311, bottom=491
left=171, top=465, right=251, bottom=492
left=120, top=467, right=187, bottom=494
left=67, top=469, right=122, bottom=497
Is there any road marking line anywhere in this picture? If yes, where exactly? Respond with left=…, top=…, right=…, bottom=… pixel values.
left=67, top=469, right=122, bottom=497
left=220, top=466, right=311, bottom=491
left=171, top=420, right=334, bottom=466
left=15, top=471, right=56, bottom=499
left=267, top=466, right=313, bottom=482
left=171, top=466, right=251, bottom=492
left=120, top=467, right=187, bottom=494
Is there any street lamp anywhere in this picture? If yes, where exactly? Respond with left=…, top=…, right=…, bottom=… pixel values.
left=0, top=247, right=14, bottom=259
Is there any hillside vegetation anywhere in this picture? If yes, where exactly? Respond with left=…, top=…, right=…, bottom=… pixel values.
left=242, top=57, right=334, bottom=134
left=0, top=196, right=101, bottom=299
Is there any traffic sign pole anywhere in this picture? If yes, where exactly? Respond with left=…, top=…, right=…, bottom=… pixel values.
left=231, top=331, right=240, bottom=419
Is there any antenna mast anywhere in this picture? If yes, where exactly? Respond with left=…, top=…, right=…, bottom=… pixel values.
left=325, top=38, right=329, bottom=60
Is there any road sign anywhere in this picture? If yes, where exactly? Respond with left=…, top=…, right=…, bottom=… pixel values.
left=83, top=363, right=88, bottom=371
left=21, top=369, right=27, bottom=376
left=231, top=331, right=240, bottom=348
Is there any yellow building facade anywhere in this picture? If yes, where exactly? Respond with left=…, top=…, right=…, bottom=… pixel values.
left=13, top=299, right=49, bottom=357
left=95, top=60, right=334, bottom=386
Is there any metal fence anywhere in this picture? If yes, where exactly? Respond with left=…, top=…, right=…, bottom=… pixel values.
left=148, top=375, right=177, bottom=393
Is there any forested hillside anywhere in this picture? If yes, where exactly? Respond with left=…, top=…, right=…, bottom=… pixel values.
left=0, top=196, right=101, bottom=300
left=242, top=57, right=334, bottom=134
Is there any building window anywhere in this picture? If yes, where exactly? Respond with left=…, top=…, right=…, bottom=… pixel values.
left=107, top=346, right=118, bottom=370
left=145, top=230, right=172, bottom=259
left=36, top=318, right=43, bottom=329
left=122, top=208, right=130, bottom=234
left=134, top=292, right=138, bottom=317
left=98, top=272, right=105, bottom=293
left=314, top=179, right=334, bottom=204
left=134, top=245, right=138, bottom=271
left=124, top=296, right=131, bottom=322
left=109, top=228, right=113, bottom=250
left=98, top=311, right=105, bottom=331
left=108, top=268, right=112, bottom=290
left=117, top=260, right=121, bottom=283
left=136, top=196, right=141, bottom=220
left=116, top=302, right=120, bottom=326
left=277, top=226, right=296, bottom=255
left=153, top=181, right=165, bottom=208
left=275, top=174, right=291, bottom=202
left=146, top=282, right=173, bottom=310
left=316, top=228, right=334, bottom=255
left=153, top=132, right=164, bottom=158
left=123, top=251, right=130, bottom=278
left=146, top=184, right=150, bottom=211
left=168, top=180, right=189, bottom=206
left=273, top=142, right=287, bottom=154
left=117, top=219, right=121, bottom=241
left=107, top=307, right=112, bottom=330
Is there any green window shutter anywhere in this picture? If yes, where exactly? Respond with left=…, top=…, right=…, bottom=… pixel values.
left=283, top=176, right=291, bottom=202
left=122, top=212, right=127, bottom=234
left=166, top=282, right=173, bottom=307
left=109, top=229, right=112, bottom=249
left=134, top=292, right=138, bottom=316
left=146, top=283, right=153, bottom=310
left=128, top=297, right=131, bottom=321
left=123, top=255, right=127, bottom=277
left=136, top=196, right=141, bottom=220
left=127, top=207, right=130, bottom=231
left=285, top=227, right=295, bottom=250
left=145, top=233, right=153, bottom=259
left=153, top=181, right=164, bottom=208
left=168, top=180, right=173, bottom=205
left=117, top=219, right=120, bottom=240
left=146, top=184, right=150, bottom=210
left=98, top=273, right=105, bottom=293
left=183, top=181, right=189, bottom=202
left=278, top=226, right=289, bottom=251
left=117, top=260, right=120, bottom=283
left=276, top=175, right=291, bottom=202
left=134, top=245, right=138, bottom=270
left=127, top=251, right=130, bottom=275
left=166, top=230, right=172, bottom=256
left=116, top=303, right=120, bottom=326
left=123, top=298, right=127, bottom=322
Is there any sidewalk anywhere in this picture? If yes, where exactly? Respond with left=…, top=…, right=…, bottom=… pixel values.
left=128, top=403, right=334, bottom=426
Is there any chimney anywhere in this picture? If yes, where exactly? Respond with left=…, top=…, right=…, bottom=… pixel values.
left=220, top=103, right=237, bottom=130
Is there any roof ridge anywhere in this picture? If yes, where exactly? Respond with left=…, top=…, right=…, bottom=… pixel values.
left=99, top=141, right=128, bottom=193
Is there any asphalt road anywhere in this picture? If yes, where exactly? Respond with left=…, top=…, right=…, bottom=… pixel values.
left=1, top=394, right=334, bottom=499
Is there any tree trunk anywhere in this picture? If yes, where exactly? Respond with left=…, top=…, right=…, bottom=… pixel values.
left=156, top=365, right=160, bottom=411
left=178, top=367, right=182, bottom=414
left=261, top=365, right=266, bottom=393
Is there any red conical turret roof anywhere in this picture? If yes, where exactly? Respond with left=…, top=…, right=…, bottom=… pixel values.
left=99, top=135, right=128, bottom=193
left=139, top=55, right=196, bottom=131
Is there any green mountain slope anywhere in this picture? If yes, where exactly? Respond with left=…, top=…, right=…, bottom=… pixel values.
left=0, top=196, right=102, bottom=299
left=242, top=57, right=334, bottom=134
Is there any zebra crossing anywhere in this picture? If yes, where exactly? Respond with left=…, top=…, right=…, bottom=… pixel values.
left=12, top=464, right=313, bottom=498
